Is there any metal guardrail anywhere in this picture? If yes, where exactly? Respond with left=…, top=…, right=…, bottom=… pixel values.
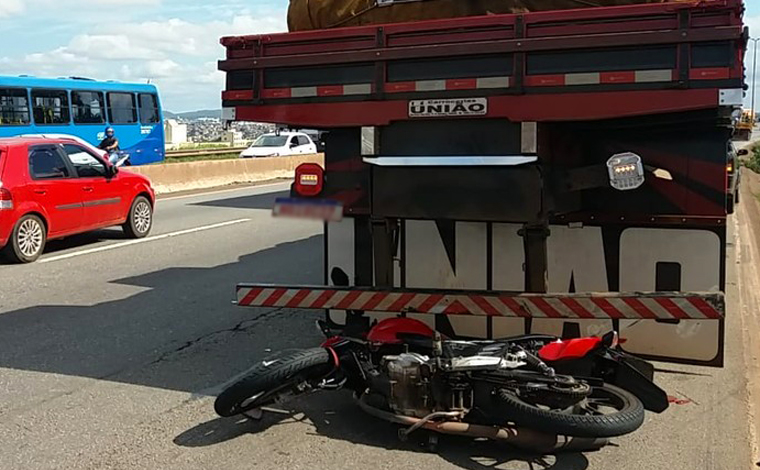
left=166, top=147, right=247, bottom=158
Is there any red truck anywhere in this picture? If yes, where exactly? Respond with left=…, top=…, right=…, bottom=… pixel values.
left=220, top=0, right=744, bottom=373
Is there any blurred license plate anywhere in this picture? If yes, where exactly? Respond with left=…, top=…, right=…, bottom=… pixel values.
left=273, top=198, right=343, bottom=222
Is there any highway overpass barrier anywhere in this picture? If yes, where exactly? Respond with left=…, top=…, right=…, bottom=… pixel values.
left=128, top=154, right=324, bottom=194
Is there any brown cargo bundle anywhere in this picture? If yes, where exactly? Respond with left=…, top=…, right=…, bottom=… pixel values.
left=288, top=0, right=693, bottom=31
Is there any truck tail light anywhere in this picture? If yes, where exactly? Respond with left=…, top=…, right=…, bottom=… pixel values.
left=607, top=152, right=645, bottom=191
left=0, top=188, right=12, bottom=210
left=294, top=163, right=324, bottom=197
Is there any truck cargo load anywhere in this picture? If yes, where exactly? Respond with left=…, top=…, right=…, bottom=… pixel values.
left=288, top=0, right=693, bottom=31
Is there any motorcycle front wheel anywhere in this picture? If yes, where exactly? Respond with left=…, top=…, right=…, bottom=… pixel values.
left=214, top=348, right=333, bottom=417
left=495, top=383, right=645, bottom=438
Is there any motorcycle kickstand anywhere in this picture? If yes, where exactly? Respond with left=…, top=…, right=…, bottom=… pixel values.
left=242, top=408, right=264, bottom=420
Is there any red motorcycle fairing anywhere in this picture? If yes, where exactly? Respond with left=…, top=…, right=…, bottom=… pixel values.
left=322, top=336, right=344, bottom=348
left=366, top=317, right=436, bottom=345
left=538, top=337, right=603, bottom=362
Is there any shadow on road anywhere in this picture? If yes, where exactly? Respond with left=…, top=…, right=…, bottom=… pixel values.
left=192, top=190, right=290, bottom=210
left=174, top=391, right=591, bottom=470
left=653, top=367, right=712, bottom=377
left=0, top=235, right=324, bottom=391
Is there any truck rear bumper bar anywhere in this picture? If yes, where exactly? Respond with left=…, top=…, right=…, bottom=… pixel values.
left=236, top=285, right=724, bottom=320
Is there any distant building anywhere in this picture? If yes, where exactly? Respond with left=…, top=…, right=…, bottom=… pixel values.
left=223, top=129, right=246, bottom=146
left=165, top=119, right=188, bottom=149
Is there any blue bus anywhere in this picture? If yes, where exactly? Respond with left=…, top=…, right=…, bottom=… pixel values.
left=0, top=75, right=165, bottom=166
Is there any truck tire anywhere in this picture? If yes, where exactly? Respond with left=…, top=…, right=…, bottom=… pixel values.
left=495, top=383, right=645, bottom=438
left=214, top=348, right=333, bottom=417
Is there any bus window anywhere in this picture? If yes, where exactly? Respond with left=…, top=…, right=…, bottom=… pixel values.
left=72, top=91, right=105, bottom=124
left=138, top=93, right=160, bottom=124
left=107, top=92, right=137, bottom=124
left=31, top=89, right=70, bottom=125
left=0, top=88, right=30, bottom=125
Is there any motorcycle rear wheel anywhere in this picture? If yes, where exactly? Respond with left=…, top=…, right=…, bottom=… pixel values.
left=214, top=348, right=333, bottom=417
left=495, top=383, right=644, bottom=438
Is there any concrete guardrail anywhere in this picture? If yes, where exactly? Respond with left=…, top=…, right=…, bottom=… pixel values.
left=165, top=147, right=248, bottom=158
left=127, top=154, right=324, bottom=194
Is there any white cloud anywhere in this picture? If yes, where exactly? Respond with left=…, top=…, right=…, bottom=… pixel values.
left=68, top=35, right=163, bottom=60
left=0, top=0, right=24, bottom=18
left=143, top=59, right=181, bottom=78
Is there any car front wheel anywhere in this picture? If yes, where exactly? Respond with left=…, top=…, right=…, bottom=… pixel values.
left=2, top=214, right=46, bottom=263
left=123, top=196, right=153, bottom=239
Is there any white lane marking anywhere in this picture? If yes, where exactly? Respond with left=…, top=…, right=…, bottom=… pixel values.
left=41, top=218, right=251, bottom=263
left=159, top=181, right=290, bottom=202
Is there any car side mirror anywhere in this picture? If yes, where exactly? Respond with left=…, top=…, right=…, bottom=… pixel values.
left=290, top=142, right=298, bottom=148
left=737, top=149, right=750, bottom=157
left=107, top=164, right=119, bottom=177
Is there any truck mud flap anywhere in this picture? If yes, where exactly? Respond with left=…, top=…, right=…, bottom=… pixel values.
left=318, top=219, right=727, bottom=366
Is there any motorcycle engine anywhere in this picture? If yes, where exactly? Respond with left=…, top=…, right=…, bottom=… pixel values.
left=383, top=353, right=432, bottom=418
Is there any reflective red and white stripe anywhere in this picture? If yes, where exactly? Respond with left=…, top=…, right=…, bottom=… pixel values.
left=236, top=285, right=724, bottom=320
left=385, top=76, right=511, bottom=93
left=262, top=83, right=373, bottom=99
left=244, top=67, right=730, bottom=100
left=526, top=69, right=675, bottom=87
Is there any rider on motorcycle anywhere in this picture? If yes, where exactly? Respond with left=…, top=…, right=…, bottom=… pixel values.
left=98, top=127, right=120, bottom=164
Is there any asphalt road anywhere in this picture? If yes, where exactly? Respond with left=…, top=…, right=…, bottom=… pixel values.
left=0, top=183, right=754, bottom=470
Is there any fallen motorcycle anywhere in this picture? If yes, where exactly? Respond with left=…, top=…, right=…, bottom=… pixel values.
left=214, top=307, right=669, bottom=451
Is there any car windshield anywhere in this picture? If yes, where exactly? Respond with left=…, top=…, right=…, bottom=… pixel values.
left=252, top=135, right=288, bottom=147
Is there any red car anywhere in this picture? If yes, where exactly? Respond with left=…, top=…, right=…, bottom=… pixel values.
left=0, top=136, right=155, bottom=263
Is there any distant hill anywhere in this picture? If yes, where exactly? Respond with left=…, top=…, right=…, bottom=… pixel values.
left=164, top=109, right=221, bottom=120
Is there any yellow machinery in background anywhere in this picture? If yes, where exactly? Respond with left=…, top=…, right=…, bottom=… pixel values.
left=736, top=109, right=755, bottom=141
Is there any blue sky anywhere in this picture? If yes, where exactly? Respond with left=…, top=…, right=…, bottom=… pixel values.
left=0, top=1, right=758, bottom=112
left=745, top=2, right=760, bottom=112
left=0, top=0, right=288, bottom=112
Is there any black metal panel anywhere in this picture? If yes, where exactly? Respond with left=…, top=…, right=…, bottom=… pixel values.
left=380, top=119, right=522, bottom=156
left=373, top=119, right=538, bottom=221
left=691, top=41, right=734, bottom=68
left=354, top=217, right=374, bottom=287
left=323, top=128, right=370, bottom=214
left=372, top=166, right=542, bottom=222
left=655, top=262, right=682, bottom=291
left=227, top=70, right=255, bottom=90
left=526, top=45, right=677, bottom=75
left=387, top=54, right=514, bottom=82
left=264, top=63, right=375, bottom=88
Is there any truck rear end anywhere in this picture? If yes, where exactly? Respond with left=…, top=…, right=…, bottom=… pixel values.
left=220, top=0, right=746, bottom=367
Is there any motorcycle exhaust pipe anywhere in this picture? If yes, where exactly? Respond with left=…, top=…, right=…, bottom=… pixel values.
left=355, top=394, right=608, bottom=453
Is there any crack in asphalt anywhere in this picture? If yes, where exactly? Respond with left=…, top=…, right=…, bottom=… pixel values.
left=148, top=307, right=287, bottom=366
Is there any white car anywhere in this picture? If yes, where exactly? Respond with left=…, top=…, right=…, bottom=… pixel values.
left=240, top=132, right=318, bottom=158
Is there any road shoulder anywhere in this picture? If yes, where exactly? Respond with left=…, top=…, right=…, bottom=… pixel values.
left=736, top=167, right=760, bottom=467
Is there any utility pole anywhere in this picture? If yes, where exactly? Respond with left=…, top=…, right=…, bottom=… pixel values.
left=751, top=38, right=759, bottom=121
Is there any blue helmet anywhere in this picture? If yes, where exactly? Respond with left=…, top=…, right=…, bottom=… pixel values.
left=105, top=127, right=115, bottom=137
